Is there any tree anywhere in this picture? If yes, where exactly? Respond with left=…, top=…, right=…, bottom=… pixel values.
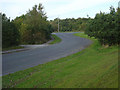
left=50, top=18, right=89, bottom=32
left=85, top=6, right=119, bottom=46
left=2, top=13, right=20, bottom=48
left=13, top=3, right=52, bottom=44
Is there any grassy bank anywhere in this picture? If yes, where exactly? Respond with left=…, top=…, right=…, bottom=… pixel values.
left=2, top=33, right=118, bottom=88
left=2, top=46, right=24, bottom=51
left=49, top=34, right=62, bottom=44
left=2, top=34, right=61, bottom=51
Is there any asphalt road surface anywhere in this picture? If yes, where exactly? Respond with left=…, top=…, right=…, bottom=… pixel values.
left=3, top=32, right=92, bottom=75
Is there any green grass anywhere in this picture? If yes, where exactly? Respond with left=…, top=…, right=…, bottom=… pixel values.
left=49, top=34, right=62, bottom=44
left=2, top=33, right=118, bottom=88
left=2, top=46, right=24, bottom=51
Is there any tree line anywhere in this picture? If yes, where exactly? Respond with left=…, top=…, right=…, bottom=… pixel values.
left=85, top=6, right=120, bottom=46
left=50, top=18, right=89, bottom=32
left=2, top=4, right=53, bottom=48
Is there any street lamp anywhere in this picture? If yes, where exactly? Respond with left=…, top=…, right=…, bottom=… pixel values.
left=58, top=17, right=59, bottom=32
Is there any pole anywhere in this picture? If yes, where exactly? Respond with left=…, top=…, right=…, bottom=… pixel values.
left=58, top=17, right=59, bottom=32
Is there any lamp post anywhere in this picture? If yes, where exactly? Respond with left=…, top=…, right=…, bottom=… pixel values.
left=58, top=17, right=59, bottom=32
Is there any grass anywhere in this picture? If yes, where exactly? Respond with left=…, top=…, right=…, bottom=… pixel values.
left=2, top=33, right=118, bottom=88
left=49, top=34, right=62, bottom=44
left=2, top=46, right=24, bottom=51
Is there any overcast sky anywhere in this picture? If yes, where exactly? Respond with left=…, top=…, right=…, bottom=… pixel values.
left=0, top=0, right=119, bottom=20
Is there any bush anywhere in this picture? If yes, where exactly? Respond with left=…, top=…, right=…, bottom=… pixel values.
left=85, top=6, right=120, bottom=46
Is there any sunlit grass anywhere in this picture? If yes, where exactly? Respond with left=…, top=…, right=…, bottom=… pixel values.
left=49, top=34, right=62, bottom=44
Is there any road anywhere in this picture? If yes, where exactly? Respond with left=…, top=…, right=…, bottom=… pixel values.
left=2, top=32, right=92, bottom=75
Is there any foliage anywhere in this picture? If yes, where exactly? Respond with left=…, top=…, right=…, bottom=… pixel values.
left=13, top=4, right=53, bottom=44
left=2, top=3, right=53, bottom=48
left=85, top=6, right=120, bottom=46
left=50, top=18, right=89, bottom=32
left=2, top=13, right=20, bottom=48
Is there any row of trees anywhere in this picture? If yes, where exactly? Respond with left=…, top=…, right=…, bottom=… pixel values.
left=85, top=6, right=120, bottom=46
left=50, top=18, right=89, bottom=32
left=2, top=4, right=53, bottom=48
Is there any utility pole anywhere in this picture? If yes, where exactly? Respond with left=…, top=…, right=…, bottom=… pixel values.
left=58, top=17, right=59, bottom=32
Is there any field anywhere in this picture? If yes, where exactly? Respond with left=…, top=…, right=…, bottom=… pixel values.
left=2, top=33, right=118, bottom=88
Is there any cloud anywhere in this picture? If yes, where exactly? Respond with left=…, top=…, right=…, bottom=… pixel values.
left=0, top=0, right=118, bottom=20
left=47, top=0, right=114, bottom=15
left=47, top=0, right=118, bottom=19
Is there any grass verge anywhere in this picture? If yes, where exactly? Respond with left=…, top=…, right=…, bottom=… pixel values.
left=49, top=34, right=62, bottom=44
left=2, top=46, right=24, bottom=51
left=2, top=33, right=118, bottom=88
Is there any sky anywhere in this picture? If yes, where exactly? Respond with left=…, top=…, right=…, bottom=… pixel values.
left=0, top=0, right=119, bottom=20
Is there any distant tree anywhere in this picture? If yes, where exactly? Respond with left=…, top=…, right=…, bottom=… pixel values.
left=50, top=18, right=89, bottom=32
left=49, top=19, right=58, bottom=32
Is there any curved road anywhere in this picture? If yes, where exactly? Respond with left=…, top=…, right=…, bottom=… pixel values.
left=3, top=32, right=92, bottom=75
